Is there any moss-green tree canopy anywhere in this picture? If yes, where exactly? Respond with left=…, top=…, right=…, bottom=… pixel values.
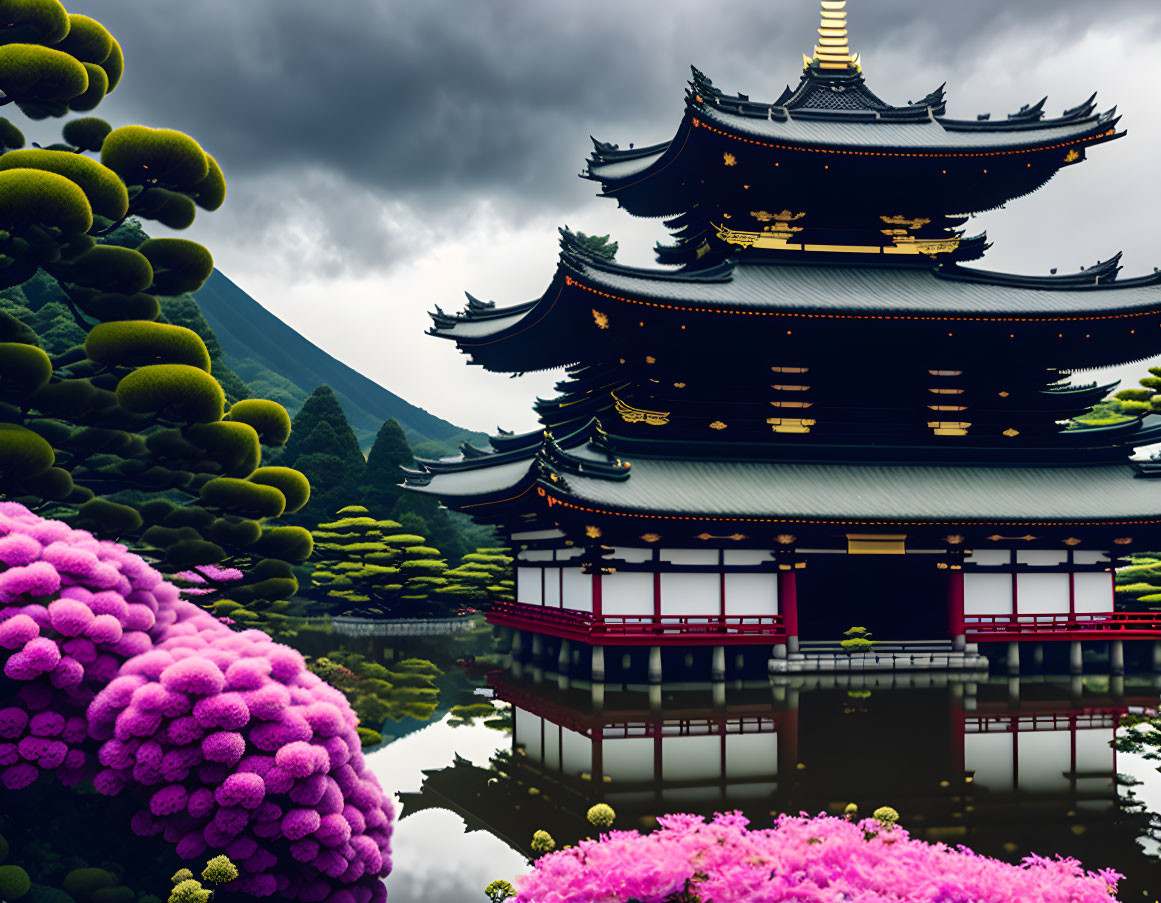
left=310, top=505, right=450, bottom=617
left=0, top=0, right=308, bottom=612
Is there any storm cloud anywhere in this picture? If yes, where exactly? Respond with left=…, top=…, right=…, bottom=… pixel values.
left=54, top=1, right=1161, bottom=431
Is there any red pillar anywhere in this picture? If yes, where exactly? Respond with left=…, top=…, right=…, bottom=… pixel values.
left=949, top=570, right=965, bottom=650
left=592, top=571, right=603, bottom=620
left=778, top=570, right=799, bottom=652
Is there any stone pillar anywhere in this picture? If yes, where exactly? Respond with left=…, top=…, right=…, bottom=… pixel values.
left=1110, top=640, right=1125, bottom=675
left=778, top=570, right=800, bottom=654
left=1031, top=643, right=1044, bottom=672
left=712, top=645, right=726, bottom=681
left=591, top=644, right=606, bottom=682
left=591, top=680, right=605, bottom=712
left=712, top=679, right=726, bottom=709
left=1006, top=642, right=1020, bottom=674
left=531, top=633, right=545, bottom=666
left=772, top=643, right=788, bottom=660
left=1069, top=640, right=1084, bottom=675
left=948, top=570, right=966, bottom=652
left=648, top=682, right=662, bottom=713
left=557, top=638, right=572, bottom=675
left=648, top=646, right=663, bottom=684
left=1152, top=641, right=1161, bottom=672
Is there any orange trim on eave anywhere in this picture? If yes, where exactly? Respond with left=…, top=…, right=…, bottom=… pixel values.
left=691, top=116, right=1116, bottom=160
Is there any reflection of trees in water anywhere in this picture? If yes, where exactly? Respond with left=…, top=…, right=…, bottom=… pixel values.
left=1115, top=713, right=1161, bottom=862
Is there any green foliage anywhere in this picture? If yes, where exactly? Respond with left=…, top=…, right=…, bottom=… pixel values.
left=200, top=476, right=286, bottom=518
left=169, top=871, right=193, bottom=886
left=248, top=465, right=310, bottom=513
left=0, top=149, right=127, bottom=220
left=575, top=231, right=618, bottom=261
left=0, top=422, right=54, bottom=477
left=277, top=385, right=366, bottom=523
left=137, top=238, right=213, bottom=296
left=310, top=505, right=451, bottom=616
left=199, top=856, right=237, bottom=886
left=87, top=320, right=211, bottom=370
left=61, top=115, right=111, bottom=151
left=0, top=341, right=52, bottom=398
left=530, top=829, right=555, bottom=855
left=226, top=398, right=290, bottom=445
left=116, top=363, right=224, bottom=422
left=439, top=547, right=515, bottom=607
left=102, top=125, right=209, bottom=191
left=310, top=650, right=442, bottom=740
left=192, top=155, right=226, bottom=211
left=166, top=879, right=209, bottom=903
left=586, top=803, right=616, bottom=829
left=840, top=625, right=873, bottom=653
left=56, top=13, right=114, bottom=64
left=484, top=879, right=516, bottom=903
left=362, top=417, right=412, bottom=513
left=187, top=420, right=261, bottom=476
left=0, top=864, right=31, bottom=900
left=0, top=0, right=71, bottom=44
left=0, top=166, right=91, bottom=235
left=0, top=43, right=88, bottom=107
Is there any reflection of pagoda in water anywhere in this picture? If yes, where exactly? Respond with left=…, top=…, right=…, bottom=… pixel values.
left=404, top=0, right=1161, bottom=676
left=401, top=673, right=1160, bottom=896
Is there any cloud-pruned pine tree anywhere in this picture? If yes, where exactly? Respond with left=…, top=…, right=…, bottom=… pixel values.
left=0, top=0, right=311, bottom=608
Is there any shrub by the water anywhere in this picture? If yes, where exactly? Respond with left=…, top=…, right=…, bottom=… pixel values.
left=0, top=504, right=393, bottom=902
left=512, top=811, right=1122, bottom=903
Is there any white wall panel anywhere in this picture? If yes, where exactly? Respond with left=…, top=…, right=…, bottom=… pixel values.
left=517, top=568, right=542, bottom=606
left=724, top=551, right=772, bottom=566
left=1075, top=728, right=1115, bottom=774
left=562, top=568, right=592, bottom=614
left=1016, top=551, right=1068, bottom=567
left=561, top=728, right=592, bottom=777
left=662, top=735, right=720, bottom=782
left=725, top=732, right=778, bottom=780
left=1018, top=731, right=1071, bottom=793
left=724, top=574, right=779, bottom=617
left=543, top=567, right=561, bottom=607
left=516, top=710, right=542, bottom=762
left=1073, top=551, right=1109, bottom=565
left=603, top=738, right=654, bottom=783
left=613, top=547, right=654, bottom=563
left=1074, top=573, right=1113, bottom=614
left=965, top=731, right=1013, bottom=792
left=517, top=550, right=553, bottom=562
left=557, top=547, right=584, bottom=561
left=970, top=550, right=1011, bottom=566
left=661, top=573, right=720, bottom=616
left=543, top=722, right=561, bottom=771
left=964, top=573, right=1012, bottom=616
left=601, top=572, right=653, bottom=616
left=661, top=549, right=719, bottom=566
left=1016, top=574, right=1069, bottom=616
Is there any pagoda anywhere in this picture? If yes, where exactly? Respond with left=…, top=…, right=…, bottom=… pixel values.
left=406, top=1, right=1161, bottom=679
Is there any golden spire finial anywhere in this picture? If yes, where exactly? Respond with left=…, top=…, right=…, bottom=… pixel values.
left=805, top=1, right=860, bottom=72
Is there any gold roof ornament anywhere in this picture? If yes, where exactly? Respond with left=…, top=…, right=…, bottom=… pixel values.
left=612, top=393, right=670, bottom=426
left=805, top=1, right=860, bottom=72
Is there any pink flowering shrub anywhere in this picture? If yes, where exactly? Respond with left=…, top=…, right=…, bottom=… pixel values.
left=516, top=812, right=1123, bottom=903
left=0, top=504, right=392, bottom=902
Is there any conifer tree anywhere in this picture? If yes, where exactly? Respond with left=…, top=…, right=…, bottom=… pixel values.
left=0, top=0, right=311, bottom=606
left=364, top=417, right=412, bottom=515
left=279, top=385, right=365, bottom=520
left=311, top=505, right=450, bottom=616
left=439, top=548, right=515, bottom=608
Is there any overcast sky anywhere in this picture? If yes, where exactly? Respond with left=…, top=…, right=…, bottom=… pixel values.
left=65, top=0, right=1161, bottom=434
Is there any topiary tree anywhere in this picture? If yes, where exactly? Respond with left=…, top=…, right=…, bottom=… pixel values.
left=438, top=547, right=515, bottom=609
left=310, top=505, right=450, bottom=617
left=1111, top=367, right=1161, bottom=417
left=0, top=1, right=311, bottom=607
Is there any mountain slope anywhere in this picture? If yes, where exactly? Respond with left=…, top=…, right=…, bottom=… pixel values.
left=194, top=270, right=483, bottom=454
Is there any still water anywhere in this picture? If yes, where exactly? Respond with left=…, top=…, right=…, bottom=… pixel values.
left=369, top=646, right=1161, bottom=903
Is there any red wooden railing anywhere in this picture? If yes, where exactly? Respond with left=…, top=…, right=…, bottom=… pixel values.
left=965, top=612, right=1161, bottom=640
left=487, top=601, right=786, bottom=645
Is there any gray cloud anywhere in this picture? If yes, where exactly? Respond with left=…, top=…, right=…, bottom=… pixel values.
left=63, top=0, right=1160, bottom=277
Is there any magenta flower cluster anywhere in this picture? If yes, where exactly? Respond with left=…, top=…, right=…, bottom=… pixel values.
left=516, top=812, right=1123, bottom=903
left=0, top=504, right=392, bottom=902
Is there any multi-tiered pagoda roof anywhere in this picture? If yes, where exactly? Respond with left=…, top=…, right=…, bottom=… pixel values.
left=407, top=1, right=1161, bottom=600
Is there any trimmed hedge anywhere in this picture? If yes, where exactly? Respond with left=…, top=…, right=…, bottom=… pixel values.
left=0, top=148, right=126, bottom=219
left=115, top=363, right=224, bottom=423
left=0, top=422, right=55, bottom=478
left=247, top=465, right=310, bottom=513
left=227, top=398, right=291, bottom=445
left=87, top=320, right=211, bottom=371
left=0, top=167, right=92, bottom=233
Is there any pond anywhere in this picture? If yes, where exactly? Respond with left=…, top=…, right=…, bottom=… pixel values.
left=4, top=619, right=1161, bottom=902
left=363, top=626, right=1161, bottom=903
